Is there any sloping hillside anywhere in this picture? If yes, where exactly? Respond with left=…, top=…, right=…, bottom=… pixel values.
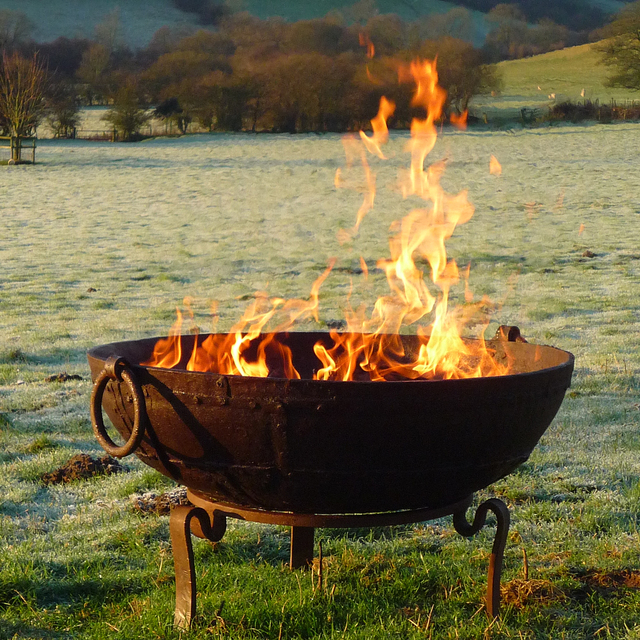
left=497, top=43, right=639, bottom=103
left=0, top=0, right=621, bottom=48
left=0, top=0, right=198, bottom=46
left=1, top=0, right=486, bottom=46
left=469, top=42, right=639, bottom=121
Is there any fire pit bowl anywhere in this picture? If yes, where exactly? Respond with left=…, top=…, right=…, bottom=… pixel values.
left=88, top=329, right=573, bottom=514
left=88, top=327, right=573, bottom=625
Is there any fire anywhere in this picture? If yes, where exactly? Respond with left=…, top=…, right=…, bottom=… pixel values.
left=359, top=96, right=395, bottom=158
left=489, top=154, right=502, bottom=176
left=144, top=57, right=512, bottom=382
left=336, top=96, right=395, bottom=244
left=450, top=110, right=468, bottom=130
left=359, top=32, right=375, bottom=59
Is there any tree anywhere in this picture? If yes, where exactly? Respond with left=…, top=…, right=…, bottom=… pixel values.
left=76, top=44, right=111, bottom=104
left=45, top=81, right=80, bottom=138
left=345, top=0, right=379, bottom=25
left=418, top=38, right=502, bottom=114
left=153, top=96, right=184, bottom=132
left=411, top=8, right=474, bottom=44
left=171, top=0, right=231, bottom=26
left=0, top=10, right=34, bottom=51
left=31, top=37, right=91, bottom=79
left=94, top=8, right=124, bottom=54
left=0, top=52, right=48, bottom=161
left=597, top=1, right=640, bottom=90
left=484, top=4, right=529, bottom=60
left=102, top=82, right=151, bottom=141
left=364, top=14, right=408, bottom=56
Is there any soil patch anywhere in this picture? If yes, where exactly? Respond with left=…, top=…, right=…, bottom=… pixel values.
left=129, top=487, right=189, bottom=515
left=41, top=454, right=124, bottom=485
left=575, top=569, right=640, bottom=594
left=44, top=372, right=83, bottom=383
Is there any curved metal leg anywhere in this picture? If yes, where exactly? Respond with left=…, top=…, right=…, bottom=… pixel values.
left=170, top=505, right=227, bottom=629
left=453, top=498, right=510, bottom=618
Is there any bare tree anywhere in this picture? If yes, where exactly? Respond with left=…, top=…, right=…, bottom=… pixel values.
left=0, top=51, right=48, bottom=162
left=0, top=10, right=35, bottom=50
left=94, top=8, right=124, bottom=54
left=76, top=44, right=111, bottom=104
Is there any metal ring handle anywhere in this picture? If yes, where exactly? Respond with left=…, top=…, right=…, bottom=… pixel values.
left=90, top=356, right=146, bottom=458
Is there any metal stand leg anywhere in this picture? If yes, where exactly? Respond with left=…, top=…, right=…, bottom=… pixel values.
left=170, top=505, right=227, bottom=629
left=290, top=526, right=315, bottom=569
left=453, top=498, right=510, bottom=618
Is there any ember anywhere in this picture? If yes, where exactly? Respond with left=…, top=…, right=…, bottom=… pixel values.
left=143, top=58, right=514, bottom=382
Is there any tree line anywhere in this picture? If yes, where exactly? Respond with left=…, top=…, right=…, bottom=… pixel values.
left=2, top=1, right=639, bottom=140
left=0, top=8, right=503, bottom=139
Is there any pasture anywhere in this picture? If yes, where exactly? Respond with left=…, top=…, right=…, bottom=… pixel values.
left=1, top=128, right=639, bottom=638
left=473, top=43, right=640, bottom=123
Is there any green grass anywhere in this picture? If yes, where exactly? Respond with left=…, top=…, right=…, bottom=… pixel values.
left=1, top=132, right=639, bottom=638
left=497, top=43, right=638, bottom=102
left=474, top=42, right=640, bottom=123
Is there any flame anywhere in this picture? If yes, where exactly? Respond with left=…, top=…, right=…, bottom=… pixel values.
left=337, top=96, right=395, bottom=243
left=359, top=32, right=375, bottom=59
left=489, top=155, right=502, bottom=176
left=399, top=59, right=447, bottom=199
left=360, top=256, right=369, bottom=279
left=359, top=96, right=395, bottom=158
left=144, top=57, right=513, bottom=382
left=450, top=110, right=468, bottom=130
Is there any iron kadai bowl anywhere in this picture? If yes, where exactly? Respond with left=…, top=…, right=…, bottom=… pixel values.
left=88, top=329, right=574, bottom=514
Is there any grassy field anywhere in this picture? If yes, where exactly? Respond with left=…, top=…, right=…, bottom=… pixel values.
left=473, top=43, right=640, bottom=123
left=1, top=128, right=639, bottom=639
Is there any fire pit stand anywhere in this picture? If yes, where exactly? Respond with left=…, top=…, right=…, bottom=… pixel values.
left=170, top=489, right=509, bottom=629
left=88, top=327, right=573, bottom=629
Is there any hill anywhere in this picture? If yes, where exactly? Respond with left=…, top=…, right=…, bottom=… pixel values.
left=0, top=0, right=626, bottom=48
left=471, top=42, right=640, bottom=119
left=0, top=0, right=488, bottom=47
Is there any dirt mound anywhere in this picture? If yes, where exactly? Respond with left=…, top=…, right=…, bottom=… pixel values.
left=129, top=487, right=190, bottom=515
left=576, top=569, right=640, bottom=592
left=501, top=578, right=566, bottom=609
left=41, top=454, right=124, bottom=485
left=44, top=372, right=83, bottom=383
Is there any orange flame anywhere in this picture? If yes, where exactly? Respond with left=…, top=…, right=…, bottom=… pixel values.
left=359, top=96, right=395, bottom=158
left=450, top=110, right=468, bottom=130
left=145, top=58, right=512, bottom=382
left=337, top=96, right=395, bottom=243
left=359, top=32, right=375, bottom=59
left=489, top=155, right=502, bottom=176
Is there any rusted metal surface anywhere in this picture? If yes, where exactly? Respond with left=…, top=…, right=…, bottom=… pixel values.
left=454, top=498, right=510, bottom=618
left=90, top=356, right=147, bottom=458
left=169, top=504, right=226, bottom=629
left=88, top=329, right=574, bottom=514
left=87, top=326, right=571, bottom=626
left=170, top=492, right=509, bottom=628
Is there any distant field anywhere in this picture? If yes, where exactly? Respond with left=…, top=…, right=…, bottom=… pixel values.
left=472, top=43, right=640, bottom=121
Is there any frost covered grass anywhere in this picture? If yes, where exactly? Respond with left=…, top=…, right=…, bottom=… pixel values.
left=1, top=128, right=639, bottom=638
